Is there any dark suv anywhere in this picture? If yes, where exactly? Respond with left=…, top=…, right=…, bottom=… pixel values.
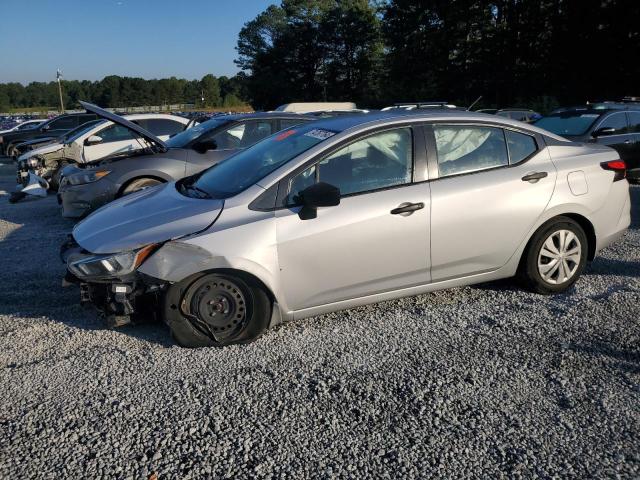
left=535, top=106, right=640, bottom=183
left=0, top=113, right=99, bottom=157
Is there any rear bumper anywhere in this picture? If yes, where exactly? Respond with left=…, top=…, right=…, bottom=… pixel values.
left=595, top=186, right=631, bottom=253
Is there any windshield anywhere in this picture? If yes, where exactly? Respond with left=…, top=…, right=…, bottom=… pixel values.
left=165, top=117, right=231, bottom=148
left=534, top=113, right=601, bottom=136
left=62, top=120, right=105, bottom=143
left=186, top=125, right=339, bottom=199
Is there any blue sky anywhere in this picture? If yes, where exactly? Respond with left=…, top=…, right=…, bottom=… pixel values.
left=0, top=0, right=276, bottom=84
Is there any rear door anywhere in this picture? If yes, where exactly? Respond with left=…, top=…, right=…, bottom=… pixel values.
left=428, top=123, right=556, bottom=281
left=185, top=120, right=276, bottom=175
left=275, top=125, right=431, bottom=311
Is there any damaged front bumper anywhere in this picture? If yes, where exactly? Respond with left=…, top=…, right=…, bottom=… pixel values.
left=61, top=237, right=168, bottom=328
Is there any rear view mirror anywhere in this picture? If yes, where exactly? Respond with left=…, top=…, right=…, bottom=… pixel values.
left=298, top=182, right=340, bottom=220
left=592, top=127, right=616, bottom=137
left=42, top=125, right=50, bottom=131
left=85, top=135, right=103, bottom=146
left=193, top=139, right=218, bottom=154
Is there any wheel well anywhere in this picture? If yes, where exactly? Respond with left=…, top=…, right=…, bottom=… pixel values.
left=203, top=268, right=276, bottom=305
left=521, top=213, right=597, bottom=265
left=117, top=175, right=166, bottom=197
left=563, top=213, right=597, bottom=260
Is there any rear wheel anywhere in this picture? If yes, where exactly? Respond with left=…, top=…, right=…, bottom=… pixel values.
left=121, top=177, right=162, bottom=196
left=163, top=273, right=271, bottom=347
left=518, top=216, right=588, bottom=294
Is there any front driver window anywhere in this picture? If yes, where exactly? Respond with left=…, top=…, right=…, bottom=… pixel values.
left=287, top=128, right=413, bottom=204
left=434, top=126, right=509, bottom=177
left=598, top=113, right=627, bottom=134
left=211, top=121, right=273, bottom=150
left=96, top=124, right=137, bottom=143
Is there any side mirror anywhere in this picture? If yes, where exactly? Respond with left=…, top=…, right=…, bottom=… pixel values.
left=297, top=182, right=340, bottom=220
left=592, top=127, right=616, bottom=138
left=85, top=135, right=103, bottom=146
left=193, top=139, right=217, bottom=154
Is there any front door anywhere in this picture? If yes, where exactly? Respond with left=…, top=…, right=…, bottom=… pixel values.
left=275, top=127, right=431, bottom=311
left=429, top=124, right=556, bottom=281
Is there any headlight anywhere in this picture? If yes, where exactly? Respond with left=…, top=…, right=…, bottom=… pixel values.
left=68, top=244, right=158, bottom=279
left=26, top=157, right=39, bottom=168
left=67, top=170, right=111, bottom=186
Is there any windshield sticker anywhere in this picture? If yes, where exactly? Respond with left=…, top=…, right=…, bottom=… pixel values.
left=304, top=129, right=336, bottom=140
left=580, top=114, right=599, bottom=118
left=276, top=129, right=297, bottom=141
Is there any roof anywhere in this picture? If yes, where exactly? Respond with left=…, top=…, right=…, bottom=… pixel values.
left=303, top=110, right=568, bottom=141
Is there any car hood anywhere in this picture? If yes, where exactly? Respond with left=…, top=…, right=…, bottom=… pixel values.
left=18, top=142, right=61, bottom=161
left=73, top=181, right=223, bottom=254
left=80, top=101, right=168, bottom=152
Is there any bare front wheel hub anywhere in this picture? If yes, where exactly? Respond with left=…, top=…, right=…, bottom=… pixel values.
left=189, top=279, right=246, bottom=335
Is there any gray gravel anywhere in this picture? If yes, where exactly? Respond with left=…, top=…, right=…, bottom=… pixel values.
left=0, top=160, right=638, bottom=479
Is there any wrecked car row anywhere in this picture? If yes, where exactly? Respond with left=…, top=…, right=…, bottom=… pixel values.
left=51, top=106, right=631, bottom=347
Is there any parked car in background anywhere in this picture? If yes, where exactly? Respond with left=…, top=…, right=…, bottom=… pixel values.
left=15, top=113, right=191, bottom=191
left=0, top=119, right=45, bottom=135
left=0, top=112, right=99, bottom=157
left=61, top=110, right=630, bottom=347
left=534, top=105, right=640, bottom=183
left=58, top=102, right=316, bottom=218
left=476, top=108, right=541, bottom=123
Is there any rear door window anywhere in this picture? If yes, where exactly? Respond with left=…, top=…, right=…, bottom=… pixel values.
left=434, top=126, right=509, bottom=177
left=137, top=118, right=185, bottom=136
left=627, top=112, right=640, bottom=133
left=48, top=116, right=78, bottom=130
left=505, top=130, right=537, bottom=164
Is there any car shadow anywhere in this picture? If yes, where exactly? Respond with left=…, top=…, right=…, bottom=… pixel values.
left=0, top=165, right=173, bottom=347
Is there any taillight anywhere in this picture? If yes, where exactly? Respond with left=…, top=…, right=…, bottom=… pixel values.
left=600, top=159, right=626, bottom=181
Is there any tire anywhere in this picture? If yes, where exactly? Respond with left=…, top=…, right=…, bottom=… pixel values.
left=163, top=273, right=271, bottom=348
left=518, top=216, right=588, bottom=294
left=121, top=177, right=162, bottom=196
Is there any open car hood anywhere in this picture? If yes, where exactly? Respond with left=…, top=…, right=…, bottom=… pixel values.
left=73, top=182, right=223, bottom=254
left=79, top=101, right=168, bottom=152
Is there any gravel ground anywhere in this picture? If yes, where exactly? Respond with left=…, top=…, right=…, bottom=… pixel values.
left=0, top=160, right=638, bottom=479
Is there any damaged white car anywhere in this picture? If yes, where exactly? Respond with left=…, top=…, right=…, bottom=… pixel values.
left=12, top=112, right=192, bottom=201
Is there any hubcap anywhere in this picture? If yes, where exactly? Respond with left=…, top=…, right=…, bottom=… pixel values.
left=537, top=229, right=581, bottom=285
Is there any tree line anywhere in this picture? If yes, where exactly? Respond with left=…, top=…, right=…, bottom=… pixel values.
left=0, top=74, right=247, bottom=112
left=236, top=0, right=640, bottom=111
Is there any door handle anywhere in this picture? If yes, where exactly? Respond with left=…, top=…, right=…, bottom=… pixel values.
left=521, top=171, right=548, bottom=182
left=390, top=202, right=424, bottom=215
left=623, top=139, right=632, bottom=144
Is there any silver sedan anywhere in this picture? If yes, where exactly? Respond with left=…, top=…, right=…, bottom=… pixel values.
left=63, top=111, right=631, bottom=347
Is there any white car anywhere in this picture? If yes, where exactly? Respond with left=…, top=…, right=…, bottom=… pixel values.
left=16, top=113, right=192, bottom=189
left=0, top=119, right=45, bottom=135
